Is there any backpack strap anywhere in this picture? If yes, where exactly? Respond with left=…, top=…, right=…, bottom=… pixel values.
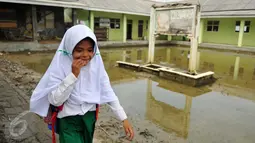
left=44, top=105, right=63, bottom=143
left=96, top=104, right=99, bottom=120
left=51, top=111, right=58, bottom=143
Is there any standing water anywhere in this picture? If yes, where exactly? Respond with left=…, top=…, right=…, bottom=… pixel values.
left=5, top=46, right=255, bottom=143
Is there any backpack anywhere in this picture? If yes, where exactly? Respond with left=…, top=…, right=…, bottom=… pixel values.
left=44, top=104, right=63, bottom=143
left=44, top=104, right=99, bottom=143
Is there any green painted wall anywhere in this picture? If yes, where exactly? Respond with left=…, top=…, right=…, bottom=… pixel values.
left=126, top=15, right=150, bottom=40
left=203, top=18, right=239, bottom=45
left=77, top=10, right=151, bottom=41
left=77, top=10, right=90, bottom=26
left=93, top=11, right=123, bottom=41
left=242, top=18, right=255, bottom=47
left=202, top=18, right=255, bottom=47
left=76, top=10, right=255, bottom=46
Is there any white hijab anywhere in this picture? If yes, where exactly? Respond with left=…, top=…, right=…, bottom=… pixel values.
left=30, top=25, right=118, bottom=117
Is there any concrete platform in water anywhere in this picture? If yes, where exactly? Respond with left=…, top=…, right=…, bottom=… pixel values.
left=116, top=61, right=215, bottom=87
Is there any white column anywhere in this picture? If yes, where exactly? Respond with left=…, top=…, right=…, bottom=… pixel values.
left=123, top=14, right=127, bottom=43
left=189, top=5, right=200, bottom=74
left=237, top=20, right=245, bottom=47
left=168, top=35, right=172, bottom=41
left=148, top=7, right=156, bottom=63
left=198, top=19, right=204, bottom=44
left=196, top=51, right=201, bottom=70
left=90, top=11, right=94, bottom=32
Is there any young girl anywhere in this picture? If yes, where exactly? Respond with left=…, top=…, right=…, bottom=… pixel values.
left=30, top=25, right=134, bottom=143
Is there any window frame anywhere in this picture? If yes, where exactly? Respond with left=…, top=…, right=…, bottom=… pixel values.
left=235, top=20, right=250, bottom=33
left=110, top=18, right=120, bottom=29
left=207, top=20, right=219, bottom=32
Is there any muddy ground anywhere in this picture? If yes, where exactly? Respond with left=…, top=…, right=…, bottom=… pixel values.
left=0, top=54, right=169, bottom=143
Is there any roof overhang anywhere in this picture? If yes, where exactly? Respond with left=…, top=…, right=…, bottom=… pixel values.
left=201, top=10, right=255, bottom=18
left=0, top=0, right=151, bottom=16
left=0, top=0, right=85, bottom=9
left=82, top=6, right=150, bottom=16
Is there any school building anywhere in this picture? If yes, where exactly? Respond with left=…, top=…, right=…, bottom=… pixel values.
left=0, top=0, right=84, bottom=41
left=74, top=0, right=158, bottom=42
left=0, top=0, right=158, bottom=43
left=198, top=0, right=255, bottom=47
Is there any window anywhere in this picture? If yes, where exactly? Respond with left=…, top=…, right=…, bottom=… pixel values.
left=110, top=19, right=120, bottom=29
left=207, top=21, right=219, bottom=32
left=245, top=21, right=251, bottom=33
left=94, top=17, right=100, bottom=28
left=235, top=21, right=250, bottom=33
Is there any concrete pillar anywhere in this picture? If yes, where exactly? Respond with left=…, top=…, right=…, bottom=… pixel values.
left=167, top=35, right=172, bottom=41
left=196, top=51, right=201, bottom=70
left=233, top=56, right=240, bottom=80
left=90, top=11, right=94, bottom=32
left=72, top=9, right=77, bottom=25
left=147, top=21, right=150, bottom=41
left=148, top=7, right=156, bottom=63
left=238, top=20, right=245, bottom=47
left=123, top=14, right=127, bottom=43
left=188, top=5, right=200, bottom=74
left=31, top=6, right=37, bottom=41
left=198, top=19, right=204, bottom=44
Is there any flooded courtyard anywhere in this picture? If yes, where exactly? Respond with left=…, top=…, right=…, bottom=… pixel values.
left=3, top=46, right=255, bottom=143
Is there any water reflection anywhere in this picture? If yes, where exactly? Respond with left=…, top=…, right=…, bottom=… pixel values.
left=145, top=78, right=212, bottom=139
left=197, top=50, right=255, bottom=89
left=146, top=79, right=191, bottom=139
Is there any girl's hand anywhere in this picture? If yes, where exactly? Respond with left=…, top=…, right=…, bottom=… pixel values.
left=123, top=119, right=134, bottom=140
left=72, top=59, right=86, bottom=77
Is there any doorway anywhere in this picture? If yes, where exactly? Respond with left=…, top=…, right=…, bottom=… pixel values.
left=127, top=20, right=132, bottom=40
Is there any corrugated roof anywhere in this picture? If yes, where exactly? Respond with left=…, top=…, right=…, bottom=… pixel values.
left=199, top=0, right=255, bottom=17
left=80, top=0, right=159, bottom=16
left=0, top=0, right=160, bottom=16
left=1, top=0, right=255, bottom=17
left=200, top=0, right=255, bottom=12
left=0, top=0, right=85, bottom=9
